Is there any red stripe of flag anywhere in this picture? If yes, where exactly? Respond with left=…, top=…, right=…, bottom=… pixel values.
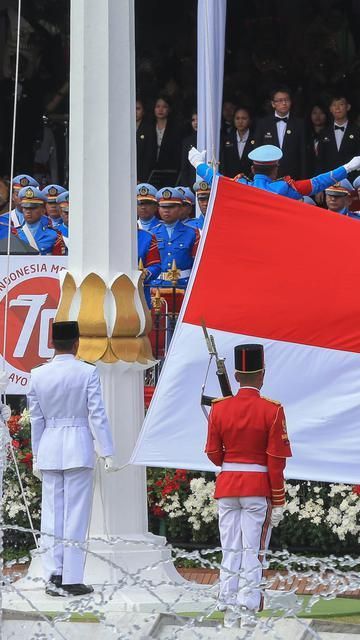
left=184, top=177, right=360, bottom=353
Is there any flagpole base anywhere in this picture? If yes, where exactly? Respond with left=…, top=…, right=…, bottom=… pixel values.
left=3, top=535, right=217, bottom=614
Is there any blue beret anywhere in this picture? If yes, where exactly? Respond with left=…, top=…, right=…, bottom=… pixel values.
left=136, top=183, right=158, bottom=202
left=42, top=184, right=67, bottom=201
left=248, top=144, right=283, bottom=164
left=176, top=186, right=195, bottom=205
left=18, top=186, right=47, bottom=206
left=13, top=174, right=39, bottom=189
left=56, top=190, right=69, bottom=204
left=156, top=187, right=184, bottom=205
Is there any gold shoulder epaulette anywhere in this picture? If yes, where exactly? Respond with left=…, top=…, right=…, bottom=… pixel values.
left=261, top=395, right=281, bottom=406
left=211, top=396, right=232, bottom=404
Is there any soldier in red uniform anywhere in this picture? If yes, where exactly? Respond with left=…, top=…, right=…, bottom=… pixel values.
left=205, top=344, right=292, bottom=628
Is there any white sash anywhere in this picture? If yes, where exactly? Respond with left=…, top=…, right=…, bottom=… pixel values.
left=21, top=224, right=40, bottom=252
left=10, top=208, right=21, bottom=227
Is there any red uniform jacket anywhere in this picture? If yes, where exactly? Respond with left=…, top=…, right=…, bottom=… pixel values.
left=205, top=387, right=292, bottom=506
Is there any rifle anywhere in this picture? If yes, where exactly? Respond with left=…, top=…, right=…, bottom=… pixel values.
left=201, top=322, right=233, bottom=407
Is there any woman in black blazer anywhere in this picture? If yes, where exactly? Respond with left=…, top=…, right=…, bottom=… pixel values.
left=220, top=107, right=255, bottom=178
left=148, top=95, right=182, bottom=182
left=136, top=98, right=156, bottom=183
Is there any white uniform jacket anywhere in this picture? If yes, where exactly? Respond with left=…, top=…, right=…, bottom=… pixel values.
left=28, top=354, right=114, bottom=470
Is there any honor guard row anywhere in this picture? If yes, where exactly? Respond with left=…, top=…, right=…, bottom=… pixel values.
left=0, top=176, right=70, bottom=254
left=12, top=186, right=66, bottom=255
left=136, top=183, right=203, bottom=302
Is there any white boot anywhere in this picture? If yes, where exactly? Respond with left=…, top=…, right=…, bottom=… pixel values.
left=223, top=607, right=240, bottom=628
left=240, top=607, right=257, bottom=629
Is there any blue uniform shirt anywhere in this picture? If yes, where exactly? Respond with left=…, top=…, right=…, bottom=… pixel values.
left=186, top=214, right=205, bottom=230
left=0, top=220, right=9, bottom=240
left=50, top=217, right=63, bottom=229
left=151, top=220, right=198, bottom=289
left=336, top=207, right=360, bottom=220
left=1, top=207, right=24, bottom=226
left=15, top=216, right=64, bottom=255
left=58, top=222, right=68, bottom=237
left=137, top=228, right=161, bottom=307
left=196, top=163, right=348, bottom=200
left=137, top=217, right=159, bottom=232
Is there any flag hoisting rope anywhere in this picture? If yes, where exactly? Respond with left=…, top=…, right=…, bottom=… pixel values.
left=0, top=0, right=39, bottom=549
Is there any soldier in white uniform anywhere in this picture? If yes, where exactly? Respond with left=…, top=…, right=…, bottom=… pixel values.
left=28, top=321, right=115, bottom=596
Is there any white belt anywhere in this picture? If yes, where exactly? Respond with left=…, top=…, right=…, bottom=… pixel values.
left=160, top=269, right=191, bottom=280
left=45, top=417, right=89, bottom=428
left=221, top=463, right=268, bottom=472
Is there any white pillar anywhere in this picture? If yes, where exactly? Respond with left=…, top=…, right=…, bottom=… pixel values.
left=67, top=0, right=183, bottom=587
left=68, top=0, right=149, bottom=542
left=69, top=0, right=137, bottom=283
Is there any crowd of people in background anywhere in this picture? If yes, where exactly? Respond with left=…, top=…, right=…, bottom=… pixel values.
left=2, top=1, right=360, bottom=339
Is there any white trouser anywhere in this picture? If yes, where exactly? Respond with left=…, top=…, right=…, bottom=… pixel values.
left=40, top=468, right=93, bottom=585
left=218, top=496, right=272, bottom=611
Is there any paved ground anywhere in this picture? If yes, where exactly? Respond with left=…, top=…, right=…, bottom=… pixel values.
left=177, top=568, right=360, bottom=598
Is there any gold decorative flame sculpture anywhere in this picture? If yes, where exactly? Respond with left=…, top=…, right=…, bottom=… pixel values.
left=55, top=271, right=154, bottom=366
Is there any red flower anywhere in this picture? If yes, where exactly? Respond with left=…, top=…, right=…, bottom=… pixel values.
left=152, top=505, right=165, bottom=518
left=12, top=440, right=20, bottom=449
left=352, top=485, right=360, bottom=496
left=8, top=415, right=20, bottom=436
left=19, top=452, right=33, bottom=468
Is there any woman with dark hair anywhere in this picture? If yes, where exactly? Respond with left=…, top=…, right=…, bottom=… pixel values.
left=136, top=97, right=155, bottom=183
left=220, top=106, right=255, bottom=178
left=305, top=101, right=329, bottom=175
left=179, top=109, right=197, bottom=187
left=148, top=95, right=182, bottom=184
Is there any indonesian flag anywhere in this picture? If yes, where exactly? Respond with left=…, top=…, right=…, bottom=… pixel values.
left=131, top=175, right=360, bottom=484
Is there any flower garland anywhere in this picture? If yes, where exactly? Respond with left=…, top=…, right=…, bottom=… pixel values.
left=3, top=410, right=41, bottom=559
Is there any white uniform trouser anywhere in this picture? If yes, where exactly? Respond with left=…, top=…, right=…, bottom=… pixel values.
left=41, top=468, right=93, bottom=585
left=218, top=496, right=272, bottom=611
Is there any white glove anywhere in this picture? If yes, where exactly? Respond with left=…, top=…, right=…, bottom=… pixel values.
left=0, top=405, right=11, bottom=422
left=103, top=456, right=117, bottom=472
left=344, top=156, right=360, bottom=172
left=0, top=371, right=9, bottom=393
left=271, top=506, right=284, bottom=527
left=32, top=456, right=42, bottom=481
left=188, top=146, right=207, bottom=169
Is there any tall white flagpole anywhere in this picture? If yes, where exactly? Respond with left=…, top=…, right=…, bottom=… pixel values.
left=197, top=0, right=227, bottom=169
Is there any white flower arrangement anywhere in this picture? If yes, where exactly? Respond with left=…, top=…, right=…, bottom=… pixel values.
left=155, top=475, right=360, bottom=543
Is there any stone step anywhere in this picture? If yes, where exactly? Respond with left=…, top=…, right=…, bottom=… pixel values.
left=153, top=615, right=309, bottom=639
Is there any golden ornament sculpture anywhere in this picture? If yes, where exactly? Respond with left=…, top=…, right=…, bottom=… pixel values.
left=55, top=270, right=154, bottom=366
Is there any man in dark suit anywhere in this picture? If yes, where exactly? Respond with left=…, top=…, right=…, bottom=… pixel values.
left=254, top=87, right=306, bottom=179
left=316, top=95, right=360, bottom=182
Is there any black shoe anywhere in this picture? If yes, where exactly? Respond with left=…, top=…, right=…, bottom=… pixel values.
left=61, top=583, right=94, bottom=596
left=45, top=574, right=64, bottom=597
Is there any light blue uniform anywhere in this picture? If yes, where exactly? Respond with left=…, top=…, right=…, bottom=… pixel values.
left=151, top=220, right=198, bottom=289
left=186, top=214, right=205, bottom=230
left=196, top=162, right=348, bottom=200
left=137, top=228, right=161, bottom=307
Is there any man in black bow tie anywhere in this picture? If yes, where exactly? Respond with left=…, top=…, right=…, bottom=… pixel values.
left=254, top=86, right=306, bottom=179
left=317, top=95, right=360, bottom=182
